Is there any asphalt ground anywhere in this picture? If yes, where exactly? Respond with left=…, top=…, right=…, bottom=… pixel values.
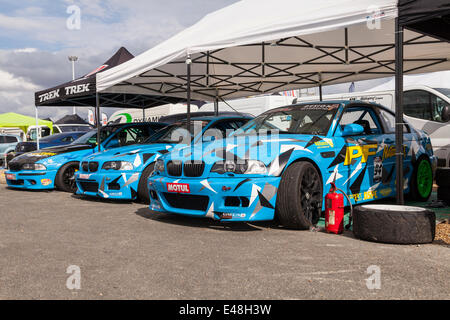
left=0, top=184, right=449, bottom=300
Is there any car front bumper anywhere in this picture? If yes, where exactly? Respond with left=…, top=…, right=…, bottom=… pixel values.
left=148, top=175, right=281, bottom=222
left=75, top=171, right=141, bottom=200
left=4, top=170, right=57, bottom=190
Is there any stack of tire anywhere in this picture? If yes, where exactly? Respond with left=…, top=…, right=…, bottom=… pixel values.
left=352, top=205, right=436, bottom=244
left=436, top=168, right=450, bottom=206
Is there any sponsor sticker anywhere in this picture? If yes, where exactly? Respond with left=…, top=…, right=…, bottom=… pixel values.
left=301, top=104, right=340, bottom=111
left=78, top=174, right=91, bottom=180
left=5, top=173, right=16, bottom=180
left=166, top=183, right=190, bottom=193
left=379, top=188, right=393, bottom=197
left=374, top=156, right=383, bottom=183
left=41, top=179, right=52, bottom=186
left=29, top=152, right=57, bottom=157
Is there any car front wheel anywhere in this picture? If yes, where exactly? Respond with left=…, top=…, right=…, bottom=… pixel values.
left=56, top=162, right=79, bottom=193
left=276, top=161, right=323, bottom=229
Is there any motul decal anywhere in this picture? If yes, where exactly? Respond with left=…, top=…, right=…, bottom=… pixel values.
left=166, top=183, right=190, bottom=193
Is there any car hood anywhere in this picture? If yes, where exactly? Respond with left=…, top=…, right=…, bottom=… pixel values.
left=82, top=143, right=177, bottom=164
left=10, top=144, right=93, bottom=164
left=167, top=134, right=330, bottom=170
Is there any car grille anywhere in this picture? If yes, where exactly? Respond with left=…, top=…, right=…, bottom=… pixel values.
left=163, top=193, right=209, bottom=211
left=8, top=179, right=24, bottom=186
left=184, top=161, right=205, bottom=177
left=78, top=181, right=99, bottom=193
left=8, top=163, right=21, bottom=172
left=81, top=161, right=99, bottom=173
left=167, top=161, right=182, bottom=177
left=166, top=160, right=205, bottom=177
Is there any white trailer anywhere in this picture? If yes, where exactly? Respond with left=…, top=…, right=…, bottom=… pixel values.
left=296, top=85, right=450, bottom=168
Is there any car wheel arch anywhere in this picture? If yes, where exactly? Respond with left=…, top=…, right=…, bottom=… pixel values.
left=137, top=162, right=156, bottom=203
left=278, top=157, right=324, bottom=184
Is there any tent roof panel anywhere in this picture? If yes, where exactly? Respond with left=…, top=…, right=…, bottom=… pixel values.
left=97, top=0, right=450, bottom=101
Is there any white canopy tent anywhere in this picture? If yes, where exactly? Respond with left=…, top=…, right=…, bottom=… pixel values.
left=96, top=0, right=450, bottom=203
left=97, top=0, right=450, bottom=100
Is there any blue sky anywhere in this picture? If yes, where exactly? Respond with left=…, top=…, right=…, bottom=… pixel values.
left=0, top=0, right=392, bottom=120
left=0, top=0, right=240, bottom=119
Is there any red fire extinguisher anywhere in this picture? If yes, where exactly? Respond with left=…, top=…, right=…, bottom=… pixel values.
left=325, top=182, right=353, bottom=234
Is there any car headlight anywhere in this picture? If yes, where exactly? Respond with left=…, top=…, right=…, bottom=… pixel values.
left=211, top=160, right=267, bottom=175
left=154, top=159, right=165, bottom=173
left=22, top=163, right=46, bottom=171
left=102, top=161, right=134, bottom=171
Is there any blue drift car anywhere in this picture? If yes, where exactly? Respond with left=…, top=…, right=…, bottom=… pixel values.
left=75, top=116, right=251, bottom=203
left=148, top=101, right=437, bottom=229
left=5, top=122, right=166, bottom=192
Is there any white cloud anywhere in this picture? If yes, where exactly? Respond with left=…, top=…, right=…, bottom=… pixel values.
left=0, top=69, right=38, bottom=91
left=13, top=48, right=38, bottom=53
left=0, top=0, right=237, bottom=119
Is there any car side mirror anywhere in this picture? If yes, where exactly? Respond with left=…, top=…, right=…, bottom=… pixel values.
left=441, top=105, right=450, bottom=122
left=105, top=139, right=120, bottom=149
left=340, top=124, right=365, bottom=136
left=203, top=135, right=216, bottom=143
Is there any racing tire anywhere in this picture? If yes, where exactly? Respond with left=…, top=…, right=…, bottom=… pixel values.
left=437, top=186, right=450, bottom=205
left=353, top=205, right=435, bottom=244
left=276, top=161, right=323, bottom=230
left=55, top=162, right=79, bottom=193
left=436, top=168, right=450, bottom=188
left=407, top=156, right=433, bottom=202
left=137, top=163, right=155, bottom=204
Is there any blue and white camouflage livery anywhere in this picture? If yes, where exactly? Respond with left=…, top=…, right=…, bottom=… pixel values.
left=5, top=122, right=165, bottom=191
left=148, top=101, right=436, bottom=225
left=75, top=116, right=252, bottom=201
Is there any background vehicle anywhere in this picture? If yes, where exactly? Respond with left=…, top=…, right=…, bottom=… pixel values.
left=13, top=132, right=86, bottom=158
left=76, top=115, right=252, bottom=203
left=26, top=125, right=53, bottom=141
left=148, top=101, right=436, bottom=229
left=296, top=85, right=450, bottom=168
left=0, top=134, right=21, bottom=167
left=5, top=122, right=166, bottom=192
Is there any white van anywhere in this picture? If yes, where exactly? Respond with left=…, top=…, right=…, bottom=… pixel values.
left=109, top=95, right=293, bottom=124
left=295, top=85, right=450, bottom=168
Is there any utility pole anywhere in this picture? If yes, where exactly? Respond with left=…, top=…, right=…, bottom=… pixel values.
left=68, top=56, right=78, bottom=115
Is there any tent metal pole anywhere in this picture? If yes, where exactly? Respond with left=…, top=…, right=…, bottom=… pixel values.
left=214, top=97, right=219, bottom=116
left=96, top=93, right=101, bottom=153
left=319, top=73, right=323, bottom=101
left=395, top=18, right=404, bottom=205
left=142, top=108, right=146, bottom=122
left=35, top=106, right=40, bottom=150
left=186, top=56, right=192, bottom=131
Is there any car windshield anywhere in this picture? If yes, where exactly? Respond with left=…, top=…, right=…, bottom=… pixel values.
left=143, top=120, right=210, bottom=144
left=40, top=134, right=64, bottom=142
left=71, top=127, right=119, bottom=145
left=234, top=104, right=340, bottom=136
left=434, top=88, right=450, bottom=99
